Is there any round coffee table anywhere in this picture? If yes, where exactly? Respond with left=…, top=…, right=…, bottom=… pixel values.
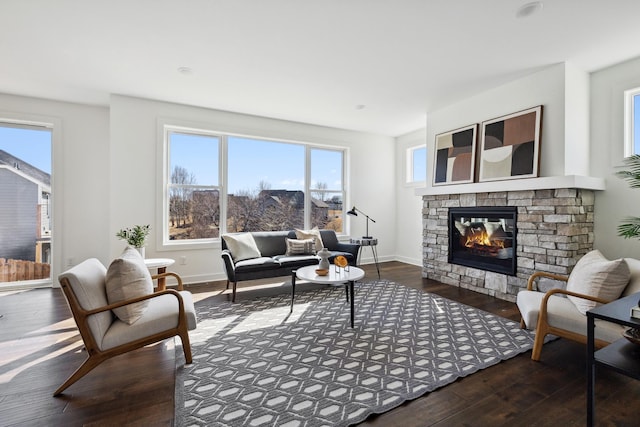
left=291, top=265, right=365, bottom=328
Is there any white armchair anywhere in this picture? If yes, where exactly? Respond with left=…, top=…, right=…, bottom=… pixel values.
left=54, top=256, right=197, bottom=396
left=517, top=250, right=640, bottom=361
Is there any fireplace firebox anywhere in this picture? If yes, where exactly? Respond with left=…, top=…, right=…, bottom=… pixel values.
left=448, top=206, right=517, bottom=276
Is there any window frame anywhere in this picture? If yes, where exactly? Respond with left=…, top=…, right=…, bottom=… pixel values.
left=624, top=86, right=640, bottom=157
left=159, top=122, right=348, bottom=250
left=405, top=144, right=427, bottom=186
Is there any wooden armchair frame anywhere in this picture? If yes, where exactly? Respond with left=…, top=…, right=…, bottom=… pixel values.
left=524, top=271, right=611, bottom=361
left=54, top=273, right=193, bottom=396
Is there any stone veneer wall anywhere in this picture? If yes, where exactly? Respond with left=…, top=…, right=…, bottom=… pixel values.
left=422, top=189, right=595, bottom=302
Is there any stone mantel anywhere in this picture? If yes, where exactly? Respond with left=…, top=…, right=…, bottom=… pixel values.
left=415, top=175, right=605, bottom=196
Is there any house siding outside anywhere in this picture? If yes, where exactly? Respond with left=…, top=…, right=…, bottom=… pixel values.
left=0, top=167, right=38, bottom=261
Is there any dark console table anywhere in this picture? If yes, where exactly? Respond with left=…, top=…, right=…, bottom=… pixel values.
left=587, top=292, right=640, bottom=426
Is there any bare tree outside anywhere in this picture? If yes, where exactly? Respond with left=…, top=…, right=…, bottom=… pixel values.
left=311, top=181, right=328, bottom=201
left=191, top=190, right=220, bottom=238
left=170, top=165, right=196, bottom=228
left=227, top=189, right=263, bottom=232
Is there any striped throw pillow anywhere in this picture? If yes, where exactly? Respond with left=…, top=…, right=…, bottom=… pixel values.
left=285, top=238, right=316, bottom=256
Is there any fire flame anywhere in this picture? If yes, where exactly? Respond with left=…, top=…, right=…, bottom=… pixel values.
left=464, top=227, right=505, bottom=249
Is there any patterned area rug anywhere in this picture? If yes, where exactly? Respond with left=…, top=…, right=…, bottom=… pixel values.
left=175, top=280, right=535, bottom=426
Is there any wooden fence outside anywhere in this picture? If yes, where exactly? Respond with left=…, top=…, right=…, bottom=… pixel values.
left=0, top=258, right=51, bottom=282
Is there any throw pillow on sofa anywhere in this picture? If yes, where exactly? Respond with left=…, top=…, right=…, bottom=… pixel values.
left=295, top=227, right=324, bottom=252
left=222, top=233, right=262, bottom=262
left=285, top=238, right=316, bottom=256
left=105, top=246, right=154, bottom=324
left=566, top=249, right=630, bottom=315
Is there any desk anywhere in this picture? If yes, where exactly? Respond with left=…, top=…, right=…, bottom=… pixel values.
left=292, top=265, right=365, bottom=327
left=350, top=237, right=380, bottom=279
left=144, top=258, right=175, bottom=291
left=587, top=293, right=640, bottom=426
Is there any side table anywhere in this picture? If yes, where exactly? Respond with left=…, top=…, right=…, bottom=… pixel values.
left=350, top=237, right=380, bottom=279
left=144, top=258, right=175, bottom=291
left=587, top=292, right=640, bottom=426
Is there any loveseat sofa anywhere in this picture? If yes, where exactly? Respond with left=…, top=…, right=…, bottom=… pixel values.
left=221, top=229, right=360, bottom=302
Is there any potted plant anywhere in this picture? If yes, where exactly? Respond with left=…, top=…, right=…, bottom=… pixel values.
left=116, top=224, right=151, bottom=258
left=616, top=154, right=640, bottom=239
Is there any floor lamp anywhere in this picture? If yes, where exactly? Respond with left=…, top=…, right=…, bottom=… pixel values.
left=347, top=206, right=375, bottom=239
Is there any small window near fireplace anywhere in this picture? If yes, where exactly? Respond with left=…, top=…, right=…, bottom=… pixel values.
left=448, top=206, right=517, bottom=276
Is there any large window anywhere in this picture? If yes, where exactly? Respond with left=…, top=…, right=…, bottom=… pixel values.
left=0, top=122, right=52, bottom=286
left=164, top=126, right=346, bottom=244
left=624, top=87, right=640, bottom=157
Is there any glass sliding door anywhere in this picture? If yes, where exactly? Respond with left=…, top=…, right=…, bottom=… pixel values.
left=0, top=122, right=52, bottom=287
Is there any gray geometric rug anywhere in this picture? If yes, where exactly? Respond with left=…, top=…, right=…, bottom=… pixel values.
left=175, top=280, right=536, bottom=426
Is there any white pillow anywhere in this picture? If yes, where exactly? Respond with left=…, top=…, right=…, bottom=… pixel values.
left=105, top=246, right=154, bottom=324
left=566, top=250, right=630, bottom=315
left=285, top=238, right=316, bottom=256
left=222, top=233, right=262, bottom=262
left=295, top=227, right=324, bottom=252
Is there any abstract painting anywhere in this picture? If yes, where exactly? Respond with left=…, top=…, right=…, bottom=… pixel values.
left=479, top=106, right=543, bottom=182
left=433, top=124, right=477, bottom=186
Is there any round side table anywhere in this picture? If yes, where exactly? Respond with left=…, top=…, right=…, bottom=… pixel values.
left=350, top=237, right=380, bottom=279
left=144, top=258, right=175, bottom=291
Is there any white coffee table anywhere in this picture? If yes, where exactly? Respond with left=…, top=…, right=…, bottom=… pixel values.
left=291, top=265, right=365, bottom=327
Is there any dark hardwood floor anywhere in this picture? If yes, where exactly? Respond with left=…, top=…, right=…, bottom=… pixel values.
left=1, top=261, right=638, bottom=426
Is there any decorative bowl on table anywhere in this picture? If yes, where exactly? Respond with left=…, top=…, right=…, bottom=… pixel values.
left=622, top=327, right=640, bottom=345
left=315, top=268, right=329, bottom=276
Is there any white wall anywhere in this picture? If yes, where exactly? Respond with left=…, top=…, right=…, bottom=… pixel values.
left=590, top=56, right=640, bottom=258
left=424, top=63, right=571, bottom=186
left=0, top=93, right=110, bottom=283
left=564, top=62, right=590, bottom=176
left=110, top=95, right=395, bottom=283
left=394, top=127, right=426, bottom=266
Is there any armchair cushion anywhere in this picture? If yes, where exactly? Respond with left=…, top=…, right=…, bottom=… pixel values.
left=566, top=250, right=630, bottom=314
left=222, top=233, right=262, bottom=262
left=517, top=290, right=625, bottom=343
left=60, top=258, right=112, bottom=343
left=101, top=290, right=196, bottom=350
left=105, top=247, right=154, bottom=324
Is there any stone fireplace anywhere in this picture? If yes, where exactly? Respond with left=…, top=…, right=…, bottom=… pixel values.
left=421, top=187, right=596, bottom=302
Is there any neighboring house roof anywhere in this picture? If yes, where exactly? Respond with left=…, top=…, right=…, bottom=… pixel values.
left=0, top=149, right=51, bottom=188
left=259, top=189, right=329, bottom=209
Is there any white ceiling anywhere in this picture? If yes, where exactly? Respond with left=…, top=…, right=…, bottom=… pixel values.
left=2, top=1, right=640, bottom=136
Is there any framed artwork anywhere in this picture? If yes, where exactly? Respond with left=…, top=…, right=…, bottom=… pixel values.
left=432, top=124, right=477, bottom=186
left=478, top=105, right=543, bottom=182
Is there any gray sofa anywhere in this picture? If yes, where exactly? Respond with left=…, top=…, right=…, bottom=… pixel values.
left=221, top=230, right=360, bottom=302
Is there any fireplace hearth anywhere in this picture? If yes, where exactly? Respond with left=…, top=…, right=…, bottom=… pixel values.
left=448, top=206, right=517, bottom=276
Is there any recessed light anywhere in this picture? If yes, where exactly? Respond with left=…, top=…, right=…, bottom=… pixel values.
left=516, top=1, right=543, bottom=18
left=177, top=66, right=193, bottom=75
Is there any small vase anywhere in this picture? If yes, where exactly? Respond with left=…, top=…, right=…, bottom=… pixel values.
left=317, top=247, right=331, bottom=270
left=136, top=246, right=146, bottom=259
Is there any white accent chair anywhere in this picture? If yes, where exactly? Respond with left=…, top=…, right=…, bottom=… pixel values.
left=54, top=258, right=197, bottom=396
left=517, top=254, right=640, bottom=361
